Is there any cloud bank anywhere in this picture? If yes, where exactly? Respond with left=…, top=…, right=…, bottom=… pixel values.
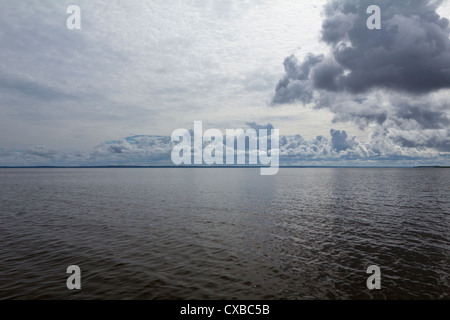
left=1, top=123, right=448, bottom=167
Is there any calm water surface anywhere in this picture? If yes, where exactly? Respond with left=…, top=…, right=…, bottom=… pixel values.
left=0, top=168, right=448, bottom=299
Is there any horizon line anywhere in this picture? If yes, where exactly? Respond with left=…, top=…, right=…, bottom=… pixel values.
left=0, top=165, right=449, bottom=169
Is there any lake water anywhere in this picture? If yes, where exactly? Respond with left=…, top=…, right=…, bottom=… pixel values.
left=0, top=168, right=448, bottom=299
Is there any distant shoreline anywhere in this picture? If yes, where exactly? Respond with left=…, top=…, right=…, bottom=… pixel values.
left=0, top=165, right=448, bottom=169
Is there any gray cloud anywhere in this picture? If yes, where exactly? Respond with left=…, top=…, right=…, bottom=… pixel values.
left=0, top=71, right=79, bottom=102
left=394, top=101, right=450, bottom=129
left=272, top=0, right=450, bottom=158
left=272, top=54, right=322, bottom=105
left=325, top=0, right=450, bottom=94
left=245, top=122, right=274, bottom=131
left=330, top=129, right=356, bottom=152
left=394, top=130, right=450, bottom=152
left=90, top=135, right=174, bottom=164
left=332, top=105, right=388, bottom=127
left=273, top=0, right=450, bottom=100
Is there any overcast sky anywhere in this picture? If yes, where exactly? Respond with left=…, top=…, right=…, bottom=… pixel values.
left=1, top=0, right=449, bottom=166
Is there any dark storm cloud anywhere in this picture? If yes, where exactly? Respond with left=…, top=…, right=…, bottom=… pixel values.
left=272, top=54, right=323, bottom=104
left=273, top=0, right=450, bottom=100
left=272, top=0, right=450, bottom=156
left=328, top=0, right=450, bottom=94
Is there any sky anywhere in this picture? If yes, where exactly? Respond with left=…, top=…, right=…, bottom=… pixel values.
left=0, top=0, right=449, bottom=166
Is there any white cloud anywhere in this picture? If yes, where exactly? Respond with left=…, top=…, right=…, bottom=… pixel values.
left=1, top=125, right=448, bottom=167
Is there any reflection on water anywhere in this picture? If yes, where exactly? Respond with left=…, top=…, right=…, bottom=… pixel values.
left=0, top=168, right=448, bottom=299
